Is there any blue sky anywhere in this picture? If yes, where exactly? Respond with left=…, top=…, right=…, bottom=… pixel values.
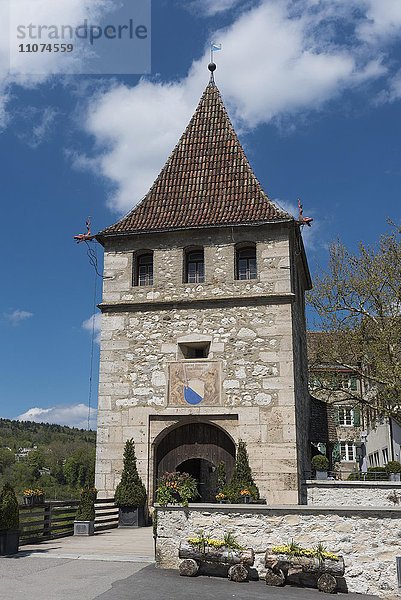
left=1, top=0, right=401, bottom=428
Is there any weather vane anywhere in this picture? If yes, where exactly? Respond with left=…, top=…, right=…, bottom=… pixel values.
left=297, top=199, right=313, bottom=227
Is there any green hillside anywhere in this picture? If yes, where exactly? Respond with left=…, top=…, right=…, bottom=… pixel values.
left=0, top=418, right=96, bottom=501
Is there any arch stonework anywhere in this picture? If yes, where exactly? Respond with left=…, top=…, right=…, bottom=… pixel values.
left=149, top=417, right=238, bottom=502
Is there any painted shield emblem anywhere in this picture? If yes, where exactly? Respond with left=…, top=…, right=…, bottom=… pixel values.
left=183, top=379, right=205, bottom=405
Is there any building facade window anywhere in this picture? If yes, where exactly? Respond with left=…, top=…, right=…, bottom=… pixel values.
left=340, top=441, right=355, bottom=462
left=338, top=407, right=354, bottom=426
left=185, top=249, right=205, bottom=283
left=236, top=246, right=257, bottom=280
left=382, top=447, right=389, bottom=464
left=134, top=252, right=154, bottom=286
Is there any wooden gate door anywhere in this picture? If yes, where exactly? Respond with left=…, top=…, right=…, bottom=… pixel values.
left=155, top=422, right=235, bottom=501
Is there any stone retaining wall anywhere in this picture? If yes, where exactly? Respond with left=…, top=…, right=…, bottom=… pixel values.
left=155, top=504, right=401, bottom=598
left=305, top=481, right=401, bottom=507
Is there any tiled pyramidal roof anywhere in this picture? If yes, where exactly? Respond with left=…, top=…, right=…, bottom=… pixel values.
left=100, top=78, right=292, bottom=236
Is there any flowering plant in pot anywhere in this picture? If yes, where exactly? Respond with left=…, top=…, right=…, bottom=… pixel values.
left=23, top=488, right=44, bottom=506
left=312, top=454, right=329, bottom=480
left=74, top=487, right=97, bottom=536
left=156, top=472, right=199, bottom=507
left=0, top=483, right=20, bottom=555
left=115, top=439, right=147, bottom=527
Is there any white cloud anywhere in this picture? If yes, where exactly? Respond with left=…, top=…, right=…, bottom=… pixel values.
left=4, top=309, right=33, bottom=325
left=356, top=0, right=401, bottom=43
left=189, top=0, right=243, bottom=16
left=17, top=106, right=59, bottom=148
left=0, top=0, right=114, bottom=129
left=82, top=312, right=101, bottom=343
left=81, top=0, right=393, bottom=214
left=17, top=403, right=97, bottom=429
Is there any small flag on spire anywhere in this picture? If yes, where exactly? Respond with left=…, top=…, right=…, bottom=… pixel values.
left=210, top=42, right=222, bottom=65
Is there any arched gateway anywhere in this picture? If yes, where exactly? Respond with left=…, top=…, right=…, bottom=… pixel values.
left=154, top=422, right=235, bottom=502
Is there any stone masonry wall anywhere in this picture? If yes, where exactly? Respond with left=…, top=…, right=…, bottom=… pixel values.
left=155, top=504, right=401, bottom=598
left=96, top=301, right=299, bottom=504
left=95, top=223, right=311, bottom=505
left=305, top=480, right=401, bottom=507
left=101, top=225, right=292, bottom=305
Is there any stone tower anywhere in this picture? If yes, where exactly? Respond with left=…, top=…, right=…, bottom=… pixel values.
left=95, top=68, right=312, bottom=505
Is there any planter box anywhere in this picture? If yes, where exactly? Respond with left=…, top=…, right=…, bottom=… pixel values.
left=74, top=520, right=95, bottom=536
left=118, top=506, right=146, bottom=527
left=315, top=470, right=328, bottom=480
left=0, top=530, right=19, bottom=555
left=389, top=473, right=401, bottom=482
left=23, top=495, right=45, bottom=507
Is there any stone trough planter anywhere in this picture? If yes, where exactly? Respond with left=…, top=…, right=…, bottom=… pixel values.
left=178, top=541, right=255, bottom=582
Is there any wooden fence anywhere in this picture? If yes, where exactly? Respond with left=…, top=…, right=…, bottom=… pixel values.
left=19, top=498, right=118, bottom=545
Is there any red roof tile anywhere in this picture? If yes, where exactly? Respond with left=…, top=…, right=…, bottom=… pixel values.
left=99, top=78, right=292, bottom=236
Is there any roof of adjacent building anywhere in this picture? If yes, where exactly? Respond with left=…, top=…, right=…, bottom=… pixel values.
left=98, top=75, right=292, bottom=237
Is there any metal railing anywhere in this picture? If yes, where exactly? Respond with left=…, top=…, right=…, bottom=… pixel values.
left=19, top=498, right=118, bottom=546
left=304, top=470, right=393, bottom=482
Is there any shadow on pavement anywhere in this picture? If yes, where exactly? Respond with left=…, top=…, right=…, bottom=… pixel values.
left=94, top=564, right=379, bottom=600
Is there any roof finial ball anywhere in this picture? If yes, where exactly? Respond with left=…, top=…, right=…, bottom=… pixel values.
left=208, top=62, right=217, bottom=73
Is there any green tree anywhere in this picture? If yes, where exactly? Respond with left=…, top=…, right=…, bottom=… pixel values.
left=115, top=439, right=146, bottom=508
left=0, top=448, right=15, bottom=474
left=308, top=226, right=401, bottom=418
left=63, top=448, right=95, bottom=488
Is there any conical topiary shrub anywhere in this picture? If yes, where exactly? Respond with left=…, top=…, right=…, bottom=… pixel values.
left=225, top=440, right=260, bottom=503
left=0, top=483, right=20, bottom=555
left=74, top=487, right=97, bottom=536
left=115, top=439, right=147, bottom=526
left=0, top=483, right=19, bottom=531
left=76, top=487, right=97, bottom=521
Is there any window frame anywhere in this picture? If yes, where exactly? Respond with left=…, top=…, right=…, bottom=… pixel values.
left=235, top=244, right=257, bottom=281
left=340, top=441, right=356, bottom=462
left=133, top=251, right=154, bottom=287
left=184, top=247, right=205, bottom=284
left=338, top=407, right=354, bottom=426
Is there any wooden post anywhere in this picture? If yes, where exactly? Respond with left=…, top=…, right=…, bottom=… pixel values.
left=43, top=503, right=52, bottom=538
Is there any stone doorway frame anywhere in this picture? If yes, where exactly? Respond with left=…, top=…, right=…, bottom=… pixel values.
left=149, top=415, right=238, bottom=503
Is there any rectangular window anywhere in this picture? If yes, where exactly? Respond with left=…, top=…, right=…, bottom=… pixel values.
left=185, top=250, right=205, bottom=284
left=236, top=247, right=257, bottom=280
left=135, top=252, right=153, bottom=286
left=382, top=447, right=389, bottom=464
left=178, top=341, right=210, bottom=359
left=340, top=442, right=355, bottom=462
left=338, top=407, right=353, bottom=426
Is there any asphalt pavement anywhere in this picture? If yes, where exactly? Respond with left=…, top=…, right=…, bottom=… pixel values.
left=0, top=555, right=381, bottom=600
left=95, top=564, right=380, bottom=600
